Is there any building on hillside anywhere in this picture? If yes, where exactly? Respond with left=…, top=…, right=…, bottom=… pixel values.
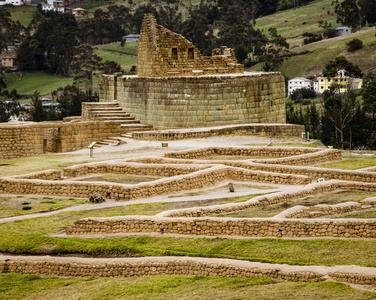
left=335, top=27, right=352, bottom=37
left=1, top=54, right=18, bottom=69
left=122, top=34, right=140, bottom=43
left=0, top=0, right=24, bottom=5
left=72, top=8, right=86, bottom=16
left=315, top=69, right=362, bottom=93
left=287, top=77, right=314, bottom=97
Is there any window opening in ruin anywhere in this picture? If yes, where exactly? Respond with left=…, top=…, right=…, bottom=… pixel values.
left=188, top=48, right=194, bottom=60
left=172, top=48, right=178, bottom=59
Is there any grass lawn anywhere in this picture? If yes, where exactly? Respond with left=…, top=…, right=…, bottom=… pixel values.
left=0, top=153, right=93, bottom=177
left=0, top=207, right=376, bottom=267
left=81, top=174, right=163, bottom=184
left=1, top=273, right=375, bottom=300
left=0, top=195, right=88, bottom=218
left=255, top=0, right=339, bottom=48
left=319, top=155, right=376, bottom=170
left=4, top=72, right=75, bottom=97
left=338, top=210, right=376, bottom=219
left=8, top=6, right=36, bottom=27
left=95, top=42, right=138, bottom=71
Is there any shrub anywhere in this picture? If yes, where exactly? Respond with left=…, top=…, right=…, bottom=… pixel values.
left=347, top=39, right=363, bottom=52
left=22, top=206, right=32, bottom=210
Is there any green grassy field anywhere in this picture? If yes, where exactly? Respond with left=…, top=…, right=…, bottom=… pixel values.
left=1, top=206, right=376, bottom=267
left=95, top=42, right=138, bottom=71
left=8, top=6, right=36, bottom=27
left=4, top=72, right=75, bottom=97
left=319, top=155, right=376, bottom=170
left=1, top=273, right=375, bottom=300
left=256, top=0, right=339, bottom=48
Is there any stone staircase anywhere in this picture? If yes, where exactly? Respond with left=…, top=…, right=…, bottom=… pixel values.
left=83, top=102, right=152, bottom=147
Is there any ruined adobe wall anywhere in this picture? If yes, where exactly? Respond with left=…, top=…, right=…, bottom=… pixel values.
left=0, top=123, right=44, bottom=159
left=137, top=14, right=243, bottom=77
left=100, top=73, right=286, bottom=129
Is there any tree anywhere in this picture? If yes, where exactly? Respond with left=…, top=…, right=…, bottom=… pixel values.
left=322, top=56, right=362, bottom=79
left=30, top=91, right=46, bottom=122
left=55, top=85, right=99, bottom=118
left=0, top=8, right=25, bottom=54
left=70, top=44, right=103, bottom=89
left=362, top=72, right=376, bottom=119
left=335, top=0, right=376, bottom=29
left=101, top=60, right=123, bottom=75
left=347, top=38, right=363, bottom=52
left=323, top=90, right=359, bottom=148
left=17, top=11, right=79, bottom=75
left=257, top=27, right=289, bottom=71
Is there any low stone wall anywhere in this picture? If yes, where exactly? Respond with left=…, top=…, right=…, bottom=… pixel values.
left=0, top=121, right=122, bottom=159
left=1, top=255, right=375, bottom=286
left=274, top=202, right=363, bottom=219
left=132, top=124, right=304, bottom=140
left=159, top=180, right=376, bottom=218
left=0, top=122, right=44, bottom=159
left=63, top=162, right=209, bottom=178
left=165, top=146, right=319, bottom=159
left=164, top=147, right=341, bottom=166
left=12, top=170, right=62, bottom=180
left=68, top=214, right=376, bottom=239
left=0, top=164, right=310, bottom=200
left=246, top=162, right=376, bottom=183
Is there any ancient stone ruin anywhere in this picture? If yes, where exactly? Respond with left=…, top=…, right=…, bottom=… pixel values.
left=137, top=14, right=244, bottom=77
left=99, top=14, right=286, bottom=129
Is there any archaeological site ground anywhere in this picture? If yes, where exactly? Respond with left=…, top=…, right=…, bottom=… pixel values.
left=0, top=14, right=376, bottom=300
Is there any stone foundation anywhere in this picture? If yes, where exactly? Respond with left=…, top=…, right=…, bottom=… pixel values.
left=100, top=72, right=286, bottom=129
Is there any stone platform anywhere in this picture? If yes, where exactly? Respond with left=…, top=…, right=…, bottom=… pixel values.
left=99, top=72, right=286, bottom=129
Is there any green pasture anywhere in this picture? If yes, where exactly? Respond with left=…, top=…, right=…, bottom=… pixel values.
left=1, top=274, right=375, bottom=300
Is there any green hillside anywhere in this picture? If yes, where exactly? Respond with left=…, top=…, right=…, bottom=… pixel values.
left=254, top=0, right=376, bottom=78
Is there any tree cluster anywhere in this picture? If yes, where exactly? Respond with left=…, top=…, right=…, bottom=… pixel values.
left=287, top=57, right=376, bottom=149
left=335, top=0, right=376, bottom=29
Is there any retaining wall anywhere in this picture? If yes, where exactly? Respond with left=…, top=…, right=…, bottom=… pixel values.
left=0, top=122, right=44, bottom=159
left=101, top=73, right=286, bottom=129
left=132, top=124, right=304, bottom=140
left=68, top=215, right=376, bottom=239
left=160, top=181, right=376, bottom=218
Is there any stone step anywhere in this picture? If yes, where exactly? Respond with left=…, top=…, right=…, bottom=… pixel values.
left=98, top=117, right=136, bottom=121
left=121, top=123, right=151, bottom=129
left=120, top=119, right=141, bottom=124
left=92, top=112, right=131, bottom=117
left=121, top=133, right=133, bottom=138
left=85, top=102, right=119, bottom=107
left=89, top=107, right=124, bottom=112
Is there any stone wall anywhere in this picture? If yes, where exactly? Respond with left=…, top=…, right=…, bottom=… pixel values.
left=137, top=14, right=243, bottom=77
left=0, top=122, right=44, bottom=159
left=100, top=73, right=286, bottom=129
left=159, top=180, right=376, bottom=218
left=12, top=170, right=62, bottom=180
left=0, top=165, right=310, bottom=200
left=1, top=255, right=375, bottom=286
left=0, top=121, right=122, bottom=159
left=132, top=124, right=305, bottom=140
left=63, top=162, right=209, bottom=178
left=68, top=215, right=376, bottom=239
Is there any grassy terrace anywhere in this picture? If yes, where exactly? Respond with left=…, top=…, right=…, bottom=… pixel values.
left=95, top=42, right=138, bottom=71
left=1, top=205, right=376, bottom=267
left=1, top=274, right=375, bottom=300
